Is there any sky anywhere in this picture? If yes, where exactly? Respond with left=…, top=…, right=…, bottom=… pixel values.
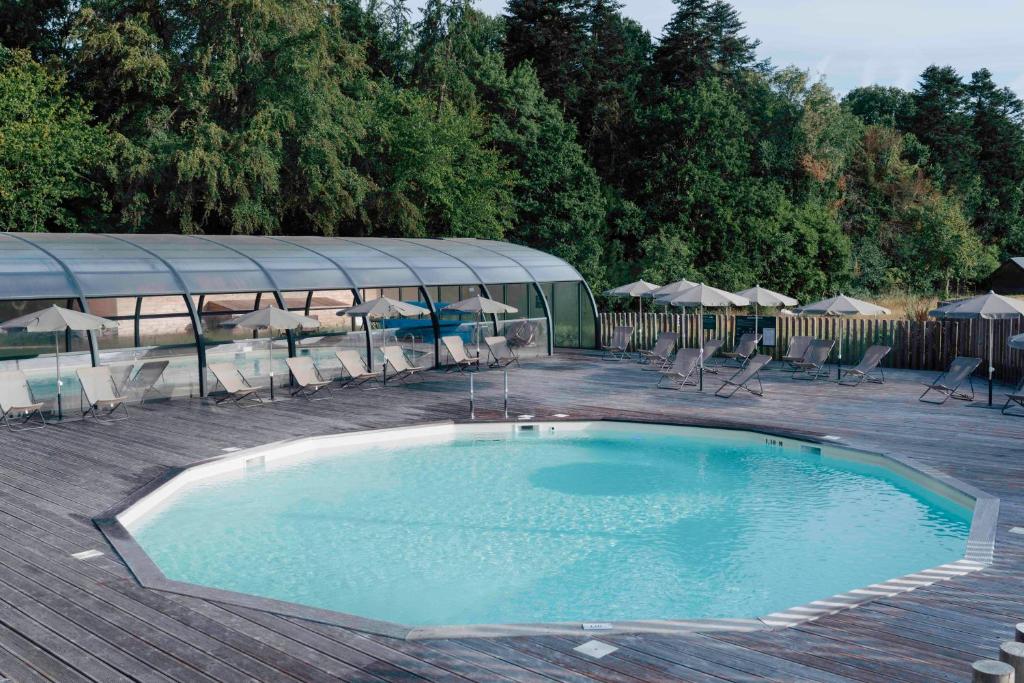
left=413, top=0, right=1024, bottom=95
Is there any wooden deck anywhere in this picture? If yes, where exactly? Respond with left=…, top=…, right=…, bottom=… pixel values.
left=0, top=351, right=1022, bottom=682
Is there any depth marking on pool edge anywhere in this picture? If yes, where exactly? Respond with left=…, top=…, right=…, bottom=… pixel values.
left=574, top=640, right=618, bottom=659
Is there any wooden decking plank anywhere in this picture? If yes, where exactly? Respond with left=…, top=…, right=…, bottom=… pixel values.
left=0, top=613, right=93, bottom=683
left=497, top=637, right=650, bottom=683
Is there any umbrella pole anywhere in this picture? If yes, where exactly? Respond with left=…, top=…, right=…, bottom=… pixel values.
left=54, top=332, right=63, bottom=421
left=837, top=320, right=842, bottom=380
left=989, top=319, right=994, bottom=407
left=699, top=305, right=704, bottom=391
left=754, top=303, right=759, bottom=352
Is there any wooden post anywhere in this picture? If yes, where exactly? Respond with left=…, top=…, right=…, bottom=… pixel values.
left=1001, top=640, right=1024, bottom=679
left=972, top=659, right=1014, bottom=683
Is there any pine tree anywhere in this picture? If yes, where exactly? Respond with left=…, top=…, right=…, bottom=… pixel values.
left=652, top=0, right=756, bottom=89
left=909, top=66, right=979, bottom=195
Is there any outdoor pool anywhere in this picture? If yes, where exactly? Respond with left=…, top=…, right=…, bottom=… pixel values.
left=124, top=422, right=973, bottom=631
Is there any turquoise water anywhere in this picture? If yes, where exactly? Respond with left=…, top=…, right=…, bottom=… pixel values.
left=132, top=427, right=971, bottom=626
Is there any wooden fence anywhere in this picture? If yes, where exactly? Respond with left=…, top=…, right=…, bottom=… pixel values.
left=599, top=312, right=1024, bottom=382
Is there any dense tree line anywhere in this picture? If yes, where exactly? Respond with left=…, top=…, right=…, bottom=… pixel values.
left=2, top=0, right=1022, bottom=300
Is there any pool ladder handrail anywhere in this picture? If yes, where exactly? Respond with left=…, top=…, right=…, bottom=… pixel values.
left=469, top=370, right=509, bottom=420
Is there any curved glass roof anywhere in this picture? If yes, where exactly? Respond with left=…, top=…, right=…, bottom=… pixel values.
left=0, top=233, right=583, bottom=300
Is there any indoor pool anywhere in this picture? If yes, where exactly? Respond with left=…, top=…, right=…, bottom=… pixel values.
left=128, top=423, right=972, bottom=628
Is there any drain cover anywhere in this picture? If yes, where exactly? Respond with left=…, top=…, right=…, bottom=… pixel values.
left=574, top=640, right=618, bottom=659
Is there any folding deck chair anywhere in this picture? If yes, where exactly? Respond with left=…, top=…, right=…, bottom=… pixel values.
left=78, top=367, right=130, bottom=421
left=335, top=350, right=383, bottom=388
left=718, top=333, right=761, bottom=368
left=781, top=336, right=813, bottom=369
left=506, top=321, right=537, bottom=349
left=286, top=357, right=333, bottom=400
left=484, top=336, right=519, bottom=368
left=0, top=370, right=46, bottom=430
left=920, top=357, right=982, bottom=404
left=1003, top=379, right=1024, bottom=416
left=382, top=346, right=428, bottom=384
left=639, top=332, right=679, bottom=370
left=838, top=345, right=892, bottom=386
left=716, top=354, right=772, bottom=398
left=657, top=348, right=703, bottom=389
left=442, top=336, right=480, bottom=372
left=791, top=340, right=836, bottom=381
left=698, top=339, right=726, bottom=374
left=603, top=326, right=633, bottom=361
left=122, top=360, right=170, bottom=403
left=208, top=363, right=266, bottom=406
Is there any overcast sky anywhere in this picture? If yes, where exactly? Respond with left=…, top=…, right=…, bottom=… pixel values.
left=415, top=0, right=1024, bottom=95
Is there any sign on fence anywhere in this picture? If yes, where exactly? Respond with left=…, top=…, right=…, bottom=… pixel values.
left=736, top=315, right=776, bottom=346
left=702, top=314, right=716, bottom=331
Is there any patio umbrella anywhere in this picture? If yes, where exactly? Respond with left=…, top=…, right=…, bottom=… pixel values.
left=442, top=296, right=519, bottom=357
left=343, top=296, right=428, bottom=319
left=649, top=278, right=700, bottom=345
left=605, top=280, right=660, bottom=316
left=0, top=305, right=117, bottom=419
left=663, top=284, right=750, bottom=390
left=234, top=306, right=320, bottom=401
left=734, top=286, right=799, bottom=349
left=1010, top=333, right=1024, bottom=350
left=798, top=294, right=891, bottom=380
left=929, top=291, right=1024, bottom=406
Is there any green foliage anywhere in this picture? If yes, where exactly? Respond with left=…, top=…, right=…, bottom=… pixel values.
left=0, top=47, right=109, bottom=231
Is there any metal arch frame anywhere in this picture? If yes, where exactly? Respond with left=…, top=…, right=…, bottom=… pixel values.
left=443, top=239, right=561, bottom=355
left=580, top=279, right=602, bottom=349
left=101, top=234, right=211, bottom=397
left=332, top=238, right=444, bottom=370
left=393, top=237, right=502, bottom=354
left=263, top=236, right=368, bottom=368
left=188, top=236, right=298, bottom=380
left=4, top=234, right=101, bottom=367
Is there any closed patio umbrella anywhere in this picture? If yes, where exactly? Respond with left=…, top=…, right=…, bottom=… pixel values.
left=734, top=285, right=799, bottom=350
left=797, top=294, right=891, bottom=380
left=0, top=305, right=117, bottom=419
left=663, top=284, right=750, bottom=390
left=930, top=291, right=1024, bottom=406
left=234, top=306, right=320, bottom=401
left=443, top=296, right=519, bottom=357
left=605, top=280, right=660, bottom=316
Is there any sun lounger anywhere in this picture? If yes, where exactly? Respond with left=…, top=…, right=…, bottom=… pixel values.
left=920, top=356, right=982, bottom=404
left=791, top=340, right=835, bottom=381
left=718, top=333, right=762, bottom=368
left=1003, top=379, right=1024, bottom=416
left=123, top=360, right=170, bottom=403
left=699, top=338, right=726, bottom=373
left=208, top=363, right=265, bottom=406
left=716, top=354, right=771, bottom=398
left=0, top=371, right=46, bottom=430
left=382, top=346, right=427, bottom=383
left=838, top=345, right=891, bottom=386
left=484, top=336, right=519, bottom=368
left=603, top=325, right=633, bottom=361
left=442, top=336, right=480, bottom=372
left=286, top=356, right=333, bottom=400
left=335, top=350, right=383, bottom=388
left=657, top=348, right=703, bottom=389
left=78, top=366, right=130, bottom=421
left=639, top=332, right=679, bottom=370
left=781, top=335, right=813, bottom=368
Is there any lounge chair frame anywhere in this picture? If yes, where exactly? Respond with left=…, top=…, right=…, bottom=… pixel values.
left=208, top=363, right=266, bottom=407
left=716, top=355, right=771, bottom=398
left=603, top=326, right=633, bottom=361
left=484, top=336, right=519, bottom=368
left=286, top=357, right=334, bottom=401
left=719, top=333, right=762, bottom=369
left=920, top=357, right=981, bottom=405
left=697, top=339, right=726, bottom=374
left=123, top=360, right=171, bottom=404
left=657, top=348, right=703, bottom=390
left=838, top=345, right=891, bottom=386
left=0, top=371, right=46, bottom=431
left=791, top=340, right=836, bottom=381
left=1002, top=380, right=1024, bottom=416
left=335, top=350, right=383, bottom=389
left=441, top=336, right=481, bottom=373
left=640, top=332, right=679, bottom=371
left=78, top=367, right=130, bottom=422
left=382, top=346, right=427, bottom=384
left=781, top=336, right=813, bottom=370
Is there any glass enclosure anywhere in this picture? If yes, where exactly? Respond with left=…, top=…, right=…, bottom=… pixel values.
left=0, top=234, right=598, bottom=410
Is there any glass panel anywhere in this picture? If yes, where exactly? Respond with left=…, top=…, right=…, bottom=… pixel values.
left=552, top=281, right=581, bottom=348
left=494, top=317, right=549, bottom=360
left=580, top=284, right=596, bottom=349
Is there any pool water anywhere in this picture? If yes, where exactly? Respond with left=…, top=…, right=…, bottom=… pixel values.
left=131, top=426, right=971, bottom=627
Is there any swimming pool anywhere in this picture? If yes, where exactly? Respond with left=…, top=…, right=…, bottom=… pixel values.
left=112, top=421, right=983, bottom=636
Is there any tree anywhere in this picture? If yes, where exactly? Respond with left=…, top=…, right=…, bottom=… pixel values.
left=843, top=85, right=915, bottom=128
left=651, top=0, right=758, bottom=89
left=0, top=47, right=110, bottom=232
left=909, top=66, right=979, bottom=195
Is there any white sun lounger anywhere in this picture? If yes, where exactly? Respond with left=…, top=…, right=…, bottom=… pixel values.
left=78, top=366, right=130, bottom=421
left=0, top=370, right=46, bottom=430
left=286, top=356, right=333, bottom=400
left=484, top=336, right=519, bottom=368
left=208, top=363, right=265, bottom=406
left=382, top=346, right=427, bottom=384
left=442, top=336, right=480, bottom=372
left=335, top=350, right=383, bottom=388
